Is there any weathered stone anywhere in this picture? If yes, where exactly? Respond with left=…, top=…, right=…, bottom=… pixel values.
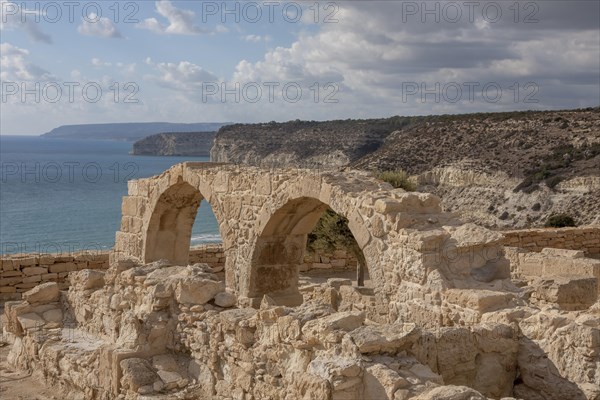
left=42, top=308, right=63, bottom=324
left=23, top=282, right=60, bottom=303
left=412, top=385, right=486, bottom=399
left=302, top=311, right=365, bottom=343
left=70, top=269, right=105, bottom=290
left=364, top=364, right=405, bottom=400
left=22, top=266, right=47, bottom=276
left=120, top=358, right=159, bottom=393
left=530, top=276, right=597, bottom=310
left=214, top=291, right=236, bottom=307
left=175, top=278, right=224, bottom=305
left=350, top=323, right=420, bottom=353
left=17, top=312, right=45, bottom=330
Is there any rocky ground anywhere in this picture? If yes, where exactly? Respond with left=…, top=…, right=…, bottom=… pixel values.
left=0, top=314, right=57, bottom=400
left=3, top=247, right=599, bottom=399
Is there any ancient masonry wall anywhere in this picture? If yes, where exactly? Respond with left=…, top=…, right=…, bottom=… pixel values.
left=0, top=245, right=353, bottom=302
left=501, top=226, right=600, bottom=256
left=301, top=248, right=357, bottom=272
left=0, top=245, right=223, bottom=302
left=0, top=252, right=109, bottom=302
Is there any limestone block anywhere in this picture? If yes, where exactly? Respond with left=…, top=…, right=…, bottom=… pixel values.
left=214, top=291, right=236, bottom=307
left=157, top=370, right=184, bottom=390
left=364, top=363, right=405, bottom=400
left=23, top=282, right=60, bottom=303
left=120, top=358, right=159, bottom=394
left=444, top=289, right=515, bottom=313
left=49, top=262, right=77, bottom=273
left=175, top=278, right=224, bottom=305
left=70, top=269, right=105, bottom=290
left=16, top=257, right=37, bottom=267
left=42, top=308, right=63, bottom=324
left=412, top=385, right=486, bottom=399
left=152, top=354, right=179, bottom=372
left=409, top=363, right=444, bottom=385
left=350, top=323, right=420, bottom=354
left=541, top=248, right=585, bottom=259
left=374, top=198, right=403, bottom=214
left=22, top=275, right=41, bottom=284
left=530, top=276, right=597, bottom=310
left=278, top=315, right=302, bottom=341
left=22, top=266, right=47, bottom=276
left=302, top=311, right=365, bottom=344
left=17, top=312, right=45, bottom=330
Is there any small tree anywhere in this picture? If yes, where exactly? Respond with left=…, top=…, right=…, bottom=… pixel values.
left=307, top=208, right=367, bottom=286
left=377, top=170, right=416, bottom=191
left=544, top=214, right=576, bottom=228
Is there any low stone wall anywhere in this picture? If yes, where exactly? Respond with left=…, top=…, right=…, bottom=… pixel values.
left=0, top=244, right=226, bottom=302
left=501, top=226, right=600, bottom=257
left=300, top=248, right=357, bottom=272
left=0, top=252, right=110, bottom=302
left=188, top=244, right=225, bottom=272
left=505, top=247, right=600, bottom=300
left=0, top=244, right=351, bottom=303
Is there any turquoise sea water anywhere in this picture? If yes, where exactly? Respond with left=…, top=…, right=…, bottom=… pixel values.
left=0, top=136, right=220, bottom=254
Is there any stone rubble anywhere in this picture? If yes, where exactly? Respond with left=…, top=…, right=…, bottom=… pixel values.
left=2, top=163, right=599, bottom=399
left=3, top=253, right=599, bottom=399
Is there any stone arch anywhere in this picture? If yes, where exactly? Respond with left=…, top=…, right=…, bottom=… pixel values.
left=142, top=171, right=227, bottom=266
left=245, top=191, right=375, bottom=306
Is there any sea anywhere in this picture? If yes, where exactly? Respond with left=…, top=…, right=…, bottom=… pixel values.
left=0, top=135, right=221, bottom=255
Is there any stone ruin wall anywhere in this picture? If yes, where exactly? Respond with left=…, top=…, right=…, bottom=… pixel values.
left=0, top=245, right=354, bottom=303
left=502, top=226, right=600, bottom=257
left=2, top=163, right=600, bottom=400
left=0, top=252, right=110, bottom=302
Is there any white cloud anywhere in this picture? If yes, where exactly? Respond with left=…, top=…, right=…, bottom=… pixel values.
left=229, top=2, right=599, bottom=116
left=0, top=42, right=52, bottom=81
left=147, top=61, right=219, bottom=91
left=0, top=0, right=52, bottom=43
left=92, top=58, right=111, bottom=67
left=138, top=0, right=206, bottom=35
left=77, top=13, right=122, bottom=38
left=242, top=34, right=272, bottom=43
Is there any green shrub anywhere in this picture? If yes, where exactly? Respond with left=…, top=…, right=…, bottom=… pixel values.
left=377, top=170, right=416, bottom=191
left=307, top=208, right=367, bottom=284
left=544, top=214, right=576, bottom=228
left=545, top=175, right=563, bottom=189
left=307, top=209, right=358, bottom=253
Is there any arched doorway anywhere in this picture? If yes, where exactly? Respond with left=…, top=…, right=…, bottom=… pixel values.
left=143, top=180, right=217, bottom=266
left=247, top=197, right=369, bottom=306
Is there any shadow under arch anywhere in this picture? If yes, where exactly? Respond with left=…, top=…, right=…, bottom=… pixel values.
left=247, top=196, right=370, bottom=307
left=144, top=178, right=218, bottom=266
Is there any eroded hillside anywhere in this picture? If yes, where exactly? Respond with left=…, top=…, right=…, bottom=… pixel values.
left=352, top=108, right=600, bottom=228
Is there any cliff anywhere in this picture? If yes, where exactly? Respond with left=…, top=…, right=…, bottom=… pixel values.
left=132, top=132, right=216, bottom=156
left=42, top=122, right=228, bottom=141
left=210, top=118, right=413, bottom=168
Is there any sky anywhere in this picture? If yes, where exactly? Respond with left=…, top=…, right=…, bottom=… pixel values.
left=1, top=0, right=599, bottom=135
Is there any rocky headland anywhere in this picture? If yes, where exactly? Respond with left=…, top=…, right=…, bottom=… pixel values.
left=132, top=132, right=217, bottom=157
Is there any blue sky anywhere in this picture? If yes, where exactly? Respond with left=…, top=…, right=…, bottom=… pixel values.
left=1, top=0, right=599, bottom=135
